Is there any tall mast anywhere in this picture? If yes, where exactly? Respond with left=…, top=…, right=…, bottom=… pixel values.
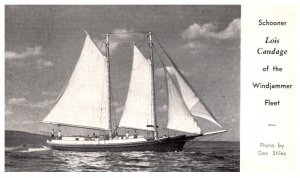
left=105, top=33, right=112, bottom=139
left=149, top=32, right=158, bottom=139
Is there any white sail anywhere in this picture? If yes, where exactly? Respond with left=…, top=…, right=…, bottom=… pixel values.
left=167, top=67, right=222, bottom=128
left=118, top=45, right=155, bottom=131
left=42, top=34, right=110, bottom=130
left=165, top=69, right=201, bottom=134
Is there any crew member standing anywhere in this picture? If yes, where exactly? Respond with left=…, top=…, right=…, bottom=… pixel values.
left=57, top=130, right=62, bottom=140
left=125, top=131, right=130, bottom=139
left=134, top=130, right=137, bottom=139
left=51, top=129, right=55, bottom=140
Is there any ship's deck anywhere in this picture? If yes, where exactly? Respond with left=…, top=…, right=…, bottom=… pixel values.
left=48, top=136, right=148, bottom=145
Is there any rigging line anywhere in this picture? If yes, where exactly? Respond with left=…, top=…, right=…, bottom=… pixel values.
left=153, top=45, right=176, bottom=136
left=189, top=132, right=223, bottom=145
left=152, top=45, right=169, bottom=68
left=161, top=58, right=171, bottom=137
left=205, top=131, right=224, bottom=141
left=98, top=39, right=105, bottom=53
left=109, top=32, right=149, bottom=35
left=152, top=35, right=175, bottom=67
left=108, top=37, right=148, bottom=49
left=88, top=34, right=108, bottom=59
left=85, top=31, right=105, bottom=52
left=45, top=122, right=105, bottom=130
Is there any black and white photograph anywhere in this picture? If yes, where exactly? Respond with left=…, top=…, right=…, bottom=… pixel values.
left=5, top=5, right=240, bottom=172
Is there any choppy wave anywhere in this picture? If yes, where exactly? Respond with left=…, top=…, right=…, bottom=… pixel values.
left=5, top=142, right=240, bottom=172
left=5, top=145, right=51, bottom=153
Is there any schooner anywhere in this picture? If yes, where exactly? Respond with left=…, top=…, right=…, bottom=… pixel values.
left=41, top=31, right=226, bottom=152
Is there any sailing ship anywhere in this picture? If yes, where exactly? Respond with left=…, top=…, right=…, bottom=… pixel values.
left=41, top=31, right=226, bottom=152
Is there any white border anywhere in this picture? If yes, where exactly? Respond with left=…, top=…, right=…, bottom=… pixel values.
left=1, top=0, right=299, bottom=177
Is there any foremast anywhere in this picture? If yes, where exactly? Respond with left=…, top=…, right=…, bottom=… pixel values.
left=148, top=32, right=158, bottom=140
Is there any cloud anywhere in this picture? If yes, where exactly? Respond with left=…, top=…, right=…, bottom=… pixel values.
left=181, top=41, right=206, bottom=50
left=36, top=59, right=54, bottom=68
left=180, top=41, right=208, bottom=55
left=218, top=18, right=241, bottom=39
left=5, top=46, right=43, bottom=59
left=28, top=99, right=56, bottom=108
left=95, top=28, right=134, bottom=54
left=5, top=110, right=14, bottom=117
left=8, top=97, right=27, bottom=105
left=5, top=46, right=53, bottom=69
left=182, top=22, right=218, bottom=39
left=112, top=28, right=134, bottom=40
left=7, top=58, right=54, bottom=69
left=157, top=104, right=167, bottom=112
left=7, top=97, right=56, bottom=109
left=107, top=42, right=119, bottom=52
left=182, top=18, right=240, bottom=40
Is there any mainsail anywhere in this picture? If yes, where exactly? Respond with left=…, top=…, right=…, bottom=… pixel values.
left=118, top=45, right=155, bottom=131
left=165, top=68, right=201, bottom=134
left=167, top=66, right=222, bottom=128
left=42, top=34, right=110, bottom=130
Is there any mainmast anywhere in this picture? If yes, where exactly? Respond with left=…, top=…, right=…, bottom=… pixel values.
left=149, top=32, right=158, bottom=140
left=105, top=33, right=112, bottom=139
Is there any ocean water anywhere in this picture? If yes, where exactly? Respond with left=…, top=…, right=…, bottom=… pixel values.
left=5, top=142, right=239, bottom=172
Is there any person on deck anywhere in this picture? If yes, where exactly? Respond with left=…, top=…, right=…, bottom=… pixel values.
left=125, top=131, right=129, bottom=139
left=92, top=133, right=96, bottom=141
left=114, top=131, right=118, bottom=139
left=51, top=129, right=55, bottom=140
left=57, top=130, right=62, bottom=140
left=134, top=130, right=137, bottom=139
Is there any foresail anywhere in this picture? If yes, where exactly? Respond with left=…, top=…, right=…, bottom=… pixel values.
left=42, top=35, right=110, bottom=130
left=118, top=45, right=155, bottom=131
left=165, top=69, right=201, bottom=134
left=167, top=67, right=222, bottom=128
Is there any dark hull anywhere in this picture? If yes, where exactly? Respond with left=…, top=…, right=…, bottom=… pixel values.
left=49, top=135, right=187, bottom=152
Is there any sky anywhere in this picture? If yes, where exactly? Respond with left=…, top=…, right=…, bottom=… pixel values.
left=5, top=5, right=240, bottom=141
